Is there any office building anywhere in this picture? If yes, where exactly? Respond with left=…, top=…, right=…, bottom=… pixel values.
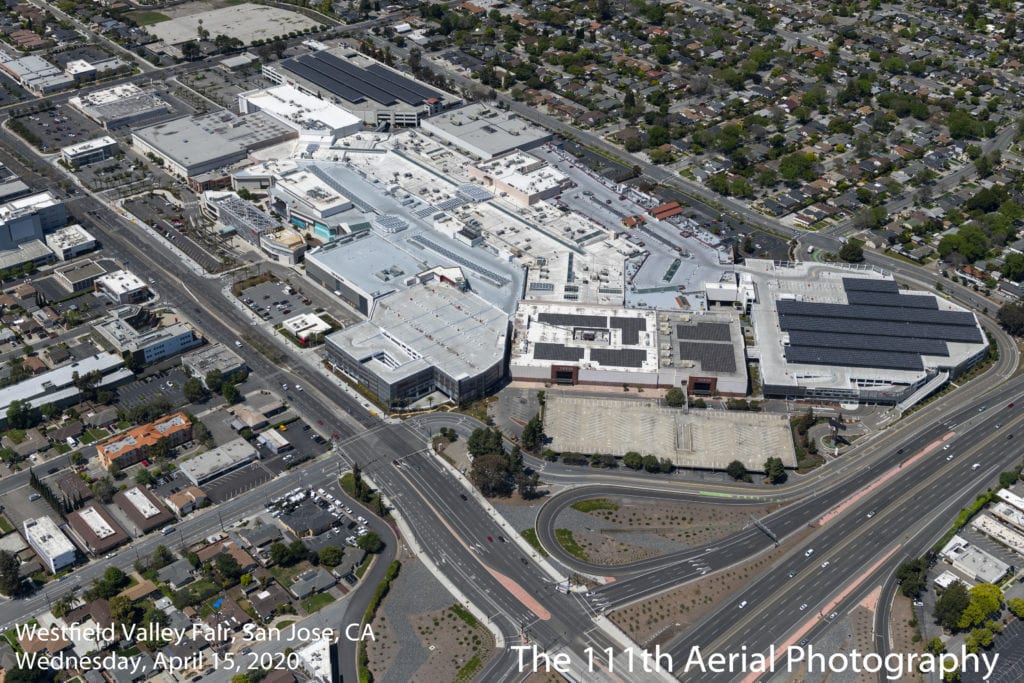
left=60, top=136, right=118, bottom=167
left=24, top=517, right=76, bottom=573
left=45, top=224, right=96, bottom=261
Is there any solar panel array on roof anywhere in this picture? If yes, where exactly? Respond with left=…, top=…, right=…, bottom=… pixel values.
left=777, top=287, right=982, bottom=370
left=678, top=342, right=737, bottom=373
left=845, top=291, right=938, bottom=309
left=777, top=300, right=976, bottom=327
left=533, top=343, right=583, bottom=362
left=676, top=322, right=732, bottom=342
left=591, top=348, right=647, bottom=368
left=841, top=278, right=900, bottom=293
left=787, top=330, right=949, bottom=355
left=609, top=317, right=647, bottom=345
left=537, top=313, right=607, bottom=328
left=785, top=346, right=924, bottom=371
left=283, top=52, right=442, bottom=107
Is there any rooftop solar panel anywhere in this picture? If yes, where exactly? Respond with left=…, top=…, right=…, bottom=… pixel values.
left=844, top=291, right=938, bottom=309
left=787, top=330, right=949, bottom=355
left=283, top=57, right=371, bottom=105
left=676, top=322, right=732, bottom=342
left=283, top=53, right=443, bottom=109
left=609, top=317, right=646, bottom=345
left=678, top=342, right=737, bottom=373
left=842, top=278, right=900, bottom=293
left=784, top=346, right=924, bottom=371
left=537, top=313, right=608, bottom=328
left=365, top=63, right=443, bottom=101
left=590, top=348, right=647, bottom=368
left=777, top=300, right=977, bottom=327
left=533, top=343, right=583, bottom=362
left=778, top=315, right=984, bottom=343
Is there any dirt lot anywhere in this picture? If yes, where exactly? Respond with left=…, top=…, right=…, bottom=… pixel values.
left=567, top=499, right=782, bottom=566
left=890, top=595, right=924, bottom=681
left=609, top=525, right=816, bottom=647
left=408, top=606, right=495, bottom=682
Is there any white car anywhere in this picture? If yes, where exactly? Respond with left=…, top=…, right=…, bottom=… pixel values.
left=805, top=548, right=814, bottom=557
left=943, top=444, right=950, bottom=450
left=821, top=561, right=830, bottom=569
left=738, top=601, right=748, bottom=609
left=295, top=385, right=303, bottom=392
left=972, top=463, right=981, bottom=470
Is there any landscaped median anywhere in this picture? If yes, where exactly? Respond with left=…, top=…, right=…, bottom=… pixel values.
left=357, top=560, right=401, bottom=683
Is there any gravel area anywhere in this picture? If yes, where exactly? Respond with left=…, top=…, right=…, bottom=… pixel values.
left=776, top=605, right=883, bottom=683
left=492, top=499, right=544, bottom=535
left=367, top=558, right=460, bottom=683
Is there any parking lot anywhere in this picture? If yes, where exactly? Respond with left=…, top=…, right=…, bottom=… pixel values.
left=75, top=155, right=151, bottom=195
left=239, top=280, right=317, bottom=324
left=116, top=367, right=189, bottom=409
left=11, top=104, right=106, bottom=154
left=204, top=461, right=274, bottom=504
left=178, top=66, right=270, bottom=113
left=123, top=194, right=227, bottom=273
left=258, top=420, right=328, bottom=474
left=265, top=481, right=369, bottom=550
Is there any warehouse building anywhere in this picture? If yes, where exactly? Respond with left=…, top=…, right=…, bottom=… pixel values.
left=66, top=505, right=129, bottom=556
left=69, top=83, right=172, bottom=130
left=24, top=517, right=76, bottom=573
left=131, top=110, right=297, bottom=179
left=237, top=83, right=362, bottom=142
left=265, top=49, right=454, bottom=127
left=747, top=260, right=989, bottom=407
left=325, top=279, right=509, bottom=407
left=421, top=103, right=552, bottom=159
left=0, top=55, right=73, bottom=94
left=96, top=412, right=193, bottom=469
left=179, top=438, right=257, bottom=485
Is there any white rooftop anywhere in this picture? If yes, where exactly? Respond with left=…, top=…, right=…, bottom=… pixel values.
left=95, top=269, right=146, bottom=296
left=240, top=84, right=361, bottom=134
left=46, top=224, right=94, bottom=250
left=179, top=438, right=256, bottom=483
left=123, top=487, right=160, bottom=519
left=940, top=534, right=1009, bottom=584
left=274, top=169, right=351, bottom=217
left=24, top=517, right=75, bottom=558
left=61, top=136, right=117, bottom=157
left=78, top=506, right=116, bottom=538
left=0, top=191, right=58, bottom=222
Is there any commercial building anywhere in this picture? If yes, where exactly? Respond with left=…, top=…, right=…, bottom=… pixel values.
left=260, top=228, right=306, bottom=265
left=131, top=110, right=297, bottom=179
left=55, top=259, right=107, bottom=292
left=468, top=151, right=569, bottom=207
left=256, top=428, right=290, bottom=455
left=202, top=191, right=280, bottom=245
left=282, top=312, right=331, bottom=344
left=268, top=166, right=353, bottom=235
left=0, top=164, right=30, bottom=204
left=421, top=103, right=552, bottom=159
left=66, top=505, right=130, bottom=556
left=112, top=486, right=175, bottom=534
left=238, top=84, right=362, bottom=142
left=0, top=192, right=65, bottom=251
left=164, top=486, right=209, bottom=517
left=94, top=269, right=149, bottom=304
left=96, top=412, right=193, bottom=469
left=940, top=535, right=1010, bottom=584
left=181, top=344, right=246, bottom=387
left=45, top=224, right=96, bottom=261
left=266, top=49, right=453, bottom=127
left=325, top=279, right=509, bottom=406
left=279, top=500, right=336, bottom=537
left=24, top=517, right=76, bottom=573
left=178, top=438, right=257, bottom=485
left=95, top=316, right=200, bottom=366
left=68, top=84, right=172, bottom=130
left=60, top=136, right=118, bottom=167
left=748, top=260, right=988, bottom=407
left=510, top=303, right=747, bottom=395
left=0, top=55, right=73, bottom=94
left=0, top=353, right=124, bottom=426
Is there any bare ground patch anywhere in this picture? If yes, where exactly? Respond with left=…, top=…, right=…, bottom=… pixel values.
left=609, top=525, right=816, bottom=647
left=568, top=499, right=782, bottom=565
left=889, top=596, right=924, bottom=681
left=365, top=612, right=398, bottom=677
left=409, top=606, right=496, bottom=682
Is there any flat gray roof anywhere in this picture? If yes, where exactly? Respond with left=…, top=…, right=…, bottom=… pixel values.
left=422, top=103, right=551, bottom=158
left=132, top=110, right=295, bottom=171
left=328, top=282, right=508, bottom=382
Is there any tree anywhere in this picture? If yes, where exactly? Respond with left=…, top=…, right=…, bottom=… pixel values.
left=895, top=558, right=928, bottom=597
left=517, top=471, right=540, bottom=499
left=726, top=460, right=750, bottom=482
left=358, top=531, right=383, bottom=553
left=6, top=399, right=33, bottom=430
left=150, top=544, right=174, bottom=570
left=135, top=468, right=154, bottom=486
left=521, top=414, right=544, bottom=452
left=934, top=581, right=970, bottom=630
left=110, top=594, right=135, bottom=626
left=215, top=553, right=244, bottom=583
left=0, top=551, right=21, bottom=596
left=642, top=454, right=660, bottom=473
left=467, top=428, right=504, bottom=458
left=1007, top=597, right=1024, bottom=618
left=469, top=454, right=513, bottom=497
left=319, top=546, right=344, bottom=567
left=958, top=583, right=1003, bottom=630
left=665, top=387, right=686, bottom=407
left=183, top=377, right=208, bottom=404
left=205, top=369, right=224, bottom=393
left=222, top=382, right=240, bottom=404
left=764, top=457, right=786, bottom=484
left=92, top=476, right=116, bottom=502
left=839, top=239, right=865, bottom=263
left=181, top=41, right=201, bottom=61
left=779, top=152, right=818, bottom=182
left=623, top=452, right=643, bottom=469
left=998, top=302, right=1024, bottom=336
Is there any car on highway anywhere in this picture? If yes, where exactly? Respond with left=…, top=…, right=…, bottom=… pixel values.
left=821, top=561, right=830, bottom=569
left=947, top=453, right=954, bottom=461
left=996, top=423, right=1002, bottom=429
left=487, top=536, right=493, bottom=542
left=799, top=603, right=808, bottom=611
left=866, top=510, right=875, bottom=518
left=828, top=611, right=838, bottom=620
left=738, top=601, right=748, bottom=609
left=972, top=463, right=981, bottom=470
left=805, top=548, right=814, bottom=557
left=799, top=639, right=809, bottom=647
left=1009, top=403, right=1015, bottom=409
left=788, top=571, right=796, bottom=578
left=943, top=444, right=950, bottom=450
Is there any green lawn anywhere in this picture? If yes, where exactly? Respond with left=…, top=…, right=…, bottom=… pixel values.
left=554, top=529, right=589, bottom=561
left=301, top=592, right=336, bottom=613
left=269, top=562, right=309, bottom=587
left=570, top=498, right=619, bottom=513
left=80, top=428, right=109, bottom=445
left=0, top=515, right=13, bottom=534
left=127, top=10, right=171, bottom=25
left=519, top=528, right=548, bottom=557
left=4, top=429, right=25, bottom=445
left=54, top=443, right=70, bottom=454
